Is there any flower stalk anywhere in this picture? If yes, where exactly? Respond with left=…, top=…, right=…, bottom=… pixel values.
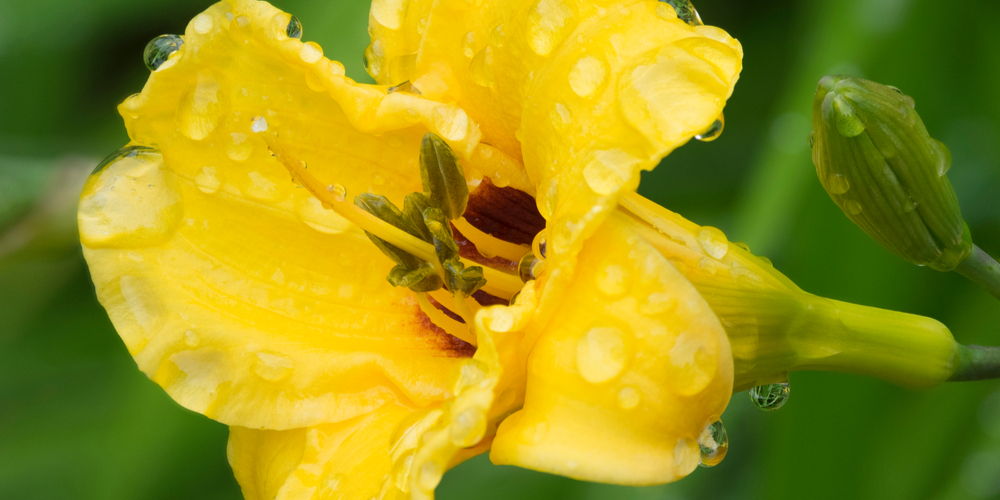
left=955, top=245, right=1000, bottom=302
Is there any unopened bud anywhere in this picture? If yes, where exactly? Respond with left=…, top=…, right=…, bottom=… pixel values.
left=810, top=75, right=971, bottom=271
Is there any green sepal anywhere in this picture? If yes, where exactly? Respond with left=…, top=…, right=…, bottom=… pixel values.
left=387, top=263, right=443, bottom=292
left=419, top=133, right=468, bottom=220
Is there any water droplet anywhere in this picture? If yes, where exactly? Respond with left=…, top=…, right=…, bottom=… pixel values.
left=417, top=461, right=443, bottom=491
left=91, top=145, right=157, bottom=176
left=733, top=241, right=750, bottom=252
left=660, top=0, right=703, bottom=26
left=462, top=32, right=477, bottom=59
left=299, top=41, right=323, bottom=64
left=697, top=226, right=729, bottom=259
left=618, top=386, right=640, bottom=409
left=177, top=73, right=225, bottom=141
left=491, top=24, right=506, bottom=47
left=251, top=115, right=268, bottom=133
left=184, top=330, right=200, bottom=347
left=932, top=138, right=952, bottom=176
left=470, top=47, right=495, bottom=87
left=698, top=420, right=728, bottom=467
left=192, top=14, right=214, bottom=35
left=749, top=379, right=790, bottom=411
left=531, top=231, right=547, bottom=260
left=695, top=115, right=724, bottom=142
left=253, top=351, right=294, bottom=381
left=596, top=264, right=630, bottom=297
left=286, top=15, right=302, bottom=38
left=79, top=146, right=183, bottom=248
left=143, top=34, right=184, bottom=71
left=326, top=183, right=347, bottom=202
left=458, top=360, right=489, bottom=390
left=508, top=290, right=521, bottom=306
left=526, top=0, right=575, bottom=56
left=450, top=408, right=486, bottom=447
left=808, top=132, right=815, bottom=148
left=363, top=41, right=384, bottom=79
left=845, top=199, right=863, bottom=215
left=227, top=132, right=253, bottom=162
left=388, top=80, right=420, bottom=94
left=320, top=474, right=344, bottom=495
left=518, top=251, right=545, bottom=282
left=887, top=85, right=903, bottom=95
left=832, top=95, right=865, bottom=137
left=582, top=149, right=641, bottom=195
left=576, top=326, right=627, bottom=384
left=568, top=56, right=607, bottom=98
left=196, top=166, right=221, bottom=193
left=827, top=173, right=850, bottom=194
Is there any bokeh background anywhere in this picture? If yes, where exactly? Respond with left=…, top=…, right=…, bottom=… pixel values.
left=2, top=0, right=1000, bottom=498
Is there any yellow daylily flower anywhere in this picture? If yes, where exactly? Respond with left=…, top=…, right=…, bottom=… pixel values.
left=79, top=0, right=973, bottom=499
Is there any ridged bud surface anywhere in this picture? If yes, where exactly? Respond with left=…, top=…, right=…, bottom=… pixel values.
left=811, top=75, right=971, bottom=271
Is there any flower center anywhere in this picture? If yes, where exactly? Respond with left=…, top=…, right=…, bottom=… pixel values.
left=257, top=125, right=544, bottom=345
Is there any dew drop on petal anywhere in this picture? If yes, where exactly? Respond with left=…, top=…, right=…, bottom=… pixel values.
left=827, top=173, right=850, bottom=194
left=659, top=0, right=703, bottom=26
left=449, top=408, right=486, bottom=447
left=698, top=420, right=728, bottom=467
left=518, top=251, right=545, bottom=282
left=253, top=351, right=294, bottom=381
left=299, top=42, right=323, bottom=64
left=285, top=15, right=303, bottom=39
left=192, top=14, right=214, bottom=35
left=462, top=32, right=477, bottom=58
left=695, top=115, right=724, bottom=142
left=196, top=166, right=221, bottom=194
left=177, top=74, right=225, bottom=141
left=576, top=326, right=627, bottom=384
left=749, top=378, right=791, bottom=411
left=526, top=0, right=574, bottom=56
left=227, top=132, right=253, bottom=162
left=618, top=386, right=640, bottom=409
left=808, top=131, right=815, bottom=149
left=143, top=35, right=184, bottom=71
left=183, top=330, right=200, bottom=347
left=697, top=226, right=729, bottom=259
left=532, top=231, right=548, bottom=260
left=568, top=56, right=607, bottom=98
left=417, top=461, right=443, bottom=491
left=470, top=48, right=495, bottom=87
left=250, top=115, right=268, bottom=133
left=80, top=146, right=183, bottom=248
left=320, top=474, right=343, bottom=495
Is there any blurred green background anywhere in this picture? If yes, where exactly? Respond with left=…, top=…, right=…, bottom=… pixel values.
left=2, top=0, right=1000, bottom=498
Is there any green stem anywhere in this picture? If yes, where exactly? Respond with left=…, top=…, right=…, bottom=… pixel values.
left=949, top=345, right=1000, bottom=382
left=955, top=245, right=1000, bottom=301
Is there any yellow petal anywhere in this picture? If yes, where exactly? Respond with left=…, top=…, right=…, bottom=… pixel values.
left=490, top=212, right=733, bottom=485
left=227, top=290, right=539, bottom=500
left=80, top=0, right=487, bottom=430
left=229, top=403, right=415, bottom=500
left=369, top=0, right=742, bottom=256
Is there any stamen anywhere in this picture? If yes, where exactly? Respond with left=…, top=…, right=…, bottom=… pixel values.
left=452, top=216, right=529, bottom=263
left=258, top=126, right=524, bottom=297
left=417, top=293, right=477, bottom=346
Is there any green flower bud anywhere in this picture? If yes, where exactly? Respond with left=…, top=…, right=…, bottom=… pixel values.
left=811, top=75, right=972, bottom=271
